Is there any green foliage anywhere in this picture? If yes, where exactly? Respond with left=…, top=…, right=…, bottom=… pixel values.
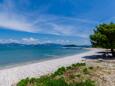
left=52, top=63, right=86, bottom=77
left=17, top=76, right=68, bottom=86
left=72, top=80, right=95, bottom=86
left=83, top=68, right=89, bottom=74
left=53, top=66, right=66, bottom=76
left=17, top=63, right=96, bottom=86
left=17, top=78, right=29, bottom=86
left=90, top=23, right=115, bottom=56
left=35, top=76, right=68, bottom=86
left=17, top=77, right=95, bottom=86
left=72, top=63, right=86, bottom=67
left=66, top=63, right=86, bottom=70
left=90, top=23, right=115, bottom=48
left=43, top=78, right=68, bottom=86
left=66, top=66, right=72, bottom=70
left=89, top=66, right=93, bottom=70
left=76, top=74, right=81, bottom=77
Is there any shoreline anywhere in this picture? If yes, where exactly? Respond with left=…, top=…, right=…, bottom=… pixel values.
left=0, top=48, right=89, bottom=70
left=0, top=48, right=104, bottom=86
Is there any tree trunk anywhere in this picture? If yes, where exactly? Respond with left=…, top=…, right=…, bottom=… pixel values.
left=111, top=48, right=115, bottom=57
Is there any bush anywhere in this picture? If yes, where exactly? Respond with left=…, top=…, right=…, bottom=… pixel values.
left=17, top=78, right=95, bottom=86
left=17, top=77, right=69, bottom=86
left=44, top=78, right=69, bottom=86
left=17, top=78, right=29, bottom=86
left=73, top=80, right=95, bottom=86
left=72, top=63, right=86, bottom=67
left=66, top=66, right=72, bottom=70
left=83, top=68, right=89, bottom=74
left=76, top=74, right=81, bottom=77
left=53, top=67, right=66, bottom=76
left=17, top=63, right=96, bottom=86
left=89, top=67, right=93, bottom=70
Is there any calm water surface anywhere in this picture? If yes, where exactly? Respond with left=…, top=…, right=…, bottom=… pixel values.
left=0, top=45, right=88, bottom=67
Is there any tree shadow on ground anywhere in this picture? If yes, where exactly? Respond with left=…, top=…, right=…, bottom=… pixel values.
left=82, top=51, right=115, bottom=60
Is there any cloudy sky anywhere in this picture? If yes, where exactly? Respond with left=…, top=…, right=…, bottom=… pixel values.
left=0, top=0, right=115, bottom=44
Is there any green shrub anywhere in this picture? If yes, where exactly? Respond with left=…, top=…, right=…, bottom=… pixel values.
left=17, top=76, right=51, bottom=86
left=17, top=78, right=95, bottom=86
left=83, top=68, right=89, bottom=74
left=17, top=76, right=59, bottom=86
left=44, top=78, right=69, bottom=86
left=83, top=80, right=95, bottom=86
left=76, top=74, right=81, bottom=77
left=17, top=63, right=96, bottom=86
left=17, top=78, right=29, bottom=86
left=53, top=67, right=66, bottom=76
left=35, top=76, right=51, bottom=83
left=72, top=63, right=86, bottom=68
left=71, top=80, right=95, bottom=86
left=66, top=66, right=72, bottom=70
left=89, top=67, right=93, bottom=70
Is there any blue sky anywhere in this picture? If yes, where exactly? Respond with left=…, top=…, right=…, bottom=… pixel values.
left=0, top=0, right=115, bottom=44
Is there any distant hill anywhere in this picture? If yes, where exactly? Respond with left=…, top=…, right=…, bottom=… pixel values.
left=0, top=43, right=63, bottom=48
left=63, top=44, right=91, bottom=48
left=63, top=44, right=77, bottom=47
left=0, top=43, right=91, bottom=48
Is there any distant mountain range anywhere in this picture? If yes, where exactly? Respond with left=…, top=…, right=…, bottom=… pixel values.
left=0, top=43, right=91, bottom=48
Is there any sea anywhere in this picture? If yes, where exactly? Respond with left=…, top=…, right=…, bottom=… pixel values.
left=0, top=43, right=89, bottom=68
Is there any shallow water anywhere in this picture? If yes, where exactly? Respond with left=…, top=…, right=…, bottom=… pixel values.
left=0, top=44, right=88, bottom=67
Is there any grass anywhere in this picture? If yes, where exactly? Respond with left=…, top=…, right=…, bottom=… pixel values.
left=53, top=67, right=66, bottom=76
left=17, top=63, right=96, bottom=86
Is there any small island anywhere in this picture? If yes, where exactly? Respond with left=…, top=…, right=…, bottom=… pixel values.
left=63, top=44, right=77, bottom=47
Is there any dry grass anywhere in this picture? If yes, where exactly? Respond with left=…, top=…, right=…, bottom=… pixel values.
left=85, top=59, right=115, bottom=86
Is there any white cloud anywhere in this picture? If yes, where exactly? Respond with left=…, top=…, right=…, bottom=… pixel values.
left=0, top=0, right=98, bottom=38
left=0, top=0, right=37, bottom=32
left=0, top=37, right=39, bottom=44
left=0, top=39, right=19, bottom=43
left=22, top=37, right=39, bottom=44
left=27, top=15, right=97, bottom=38
left=0, top=38, right=74, bottom=44
left=0, top=12, right=37, bottom=32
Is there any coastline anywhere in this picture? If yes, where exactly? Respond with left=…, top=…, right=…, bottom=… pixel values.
left=0, top=48, right=104, bottom=86
left=0, top=48, right=88, bottom=70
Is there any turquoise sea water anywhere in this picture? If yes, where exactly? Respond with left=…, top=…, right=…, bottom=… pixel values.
left=0, top=44, right=88, bottom=67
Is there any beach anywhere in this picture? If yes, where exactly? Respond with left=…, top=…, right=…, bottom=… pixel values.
left=0, top=48, right=103, bottom=86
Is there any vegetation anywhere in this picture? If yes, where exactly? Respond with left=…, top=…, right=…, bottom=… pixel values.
left=17, top=63, right=96, bottom=86
left=90, top=23, right=115, bottom=57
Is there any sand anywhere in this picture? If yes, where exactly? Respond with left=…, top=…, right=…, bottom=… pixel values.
left=0, top=48, right=103, bottom=86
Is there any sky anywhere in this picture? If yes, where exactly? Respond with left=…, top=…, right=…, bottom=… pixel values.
left=0, top=0, right=115, bottom=45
